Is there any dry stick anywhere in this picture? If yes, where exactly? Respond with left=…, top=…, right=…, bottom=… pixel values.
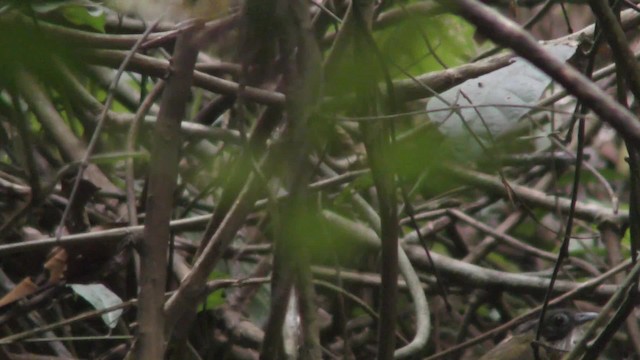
left=392, top=244, right=430, bottom=358
left=448, top=166, right=626, bottom=224
left=0, top=169, right=370, bottom=258
left=408, top=241, right=626, bottom=299
left=108, top=111, right=241, bottom=142
left=125, top=81, right=165, bottom=227
left=124, top=80, right=165, bottom=288
left=461, top=210, right=525, bottom=263
left=53, top=17, right=163, bottom=245
left=0, top=178, right=30, bottom=195
left=393, top=51, right=515, bottom=103
left=459, top=160, right=565, bottom=266
left=449, top=209, right=598, bottom=275
left=312, top=249, right=625, bottom=298
left=84, top=49, right=285, bottom=106
left=0, top=216, right=208, bottom=257
left=314, top=242, right=618, bottom=301
left=135, top=20, right=202, bottom=360
left=311, top=266, right=423, bottom=291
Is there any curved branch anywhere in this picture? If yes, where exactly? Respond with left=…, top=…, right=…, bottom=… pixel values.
left=83, top=50, right=285, bottom=106
left=323, top=210, right=432, bottom=358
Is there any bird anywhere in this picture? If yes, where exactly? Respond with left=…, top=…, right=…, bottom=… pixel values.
left=478, top=308, right=598, bottom=360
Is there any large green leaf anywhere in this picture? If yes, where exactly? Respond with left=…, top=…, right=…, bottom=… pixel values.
left=426, top=43, right=576, bottom=158
left=377, top=14, right=476, bottom=77
left=61, top=4, right=106, bottom=32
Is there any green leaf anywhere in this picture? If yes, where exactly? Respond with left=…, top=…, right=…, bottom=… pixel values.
left=376, top=14, right=476, bottom=78
left=427, top=43, right=576, bottom=159
left=62, top=4, right=106, bottom=32
left=202, top=271, right=228, bottom=311
left=204, top=288, right=226, bottom=309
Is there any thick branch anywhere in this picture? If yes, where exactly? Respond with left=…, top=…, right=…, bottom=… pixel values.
left=136, top=21, right=202, bottom=359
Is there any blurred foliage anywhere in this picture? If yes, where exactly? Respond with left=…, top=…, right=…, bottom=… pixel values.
left=376, top=14, right=476, bottom=77
left=0, top=0, right=106, bottom=31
